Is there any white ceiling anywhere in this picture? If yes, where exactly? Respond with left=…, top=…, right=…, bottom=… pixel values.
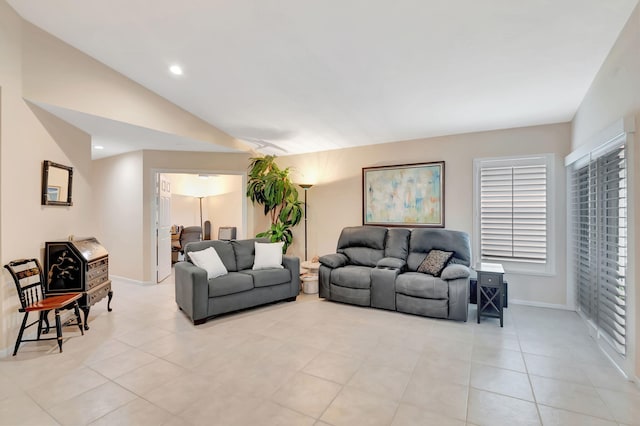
left=9, top=0, right=639, bottom=156
left=32, top=102, right=241, bottom=160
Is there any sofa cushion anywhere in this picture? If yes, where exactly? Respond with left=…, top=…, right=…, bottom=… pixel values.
left=376, top=257, right=406, bottom=270
left=441, top=264, right=471, bottom=280
left=208, top=272, right=254, bottom=297
left=186, top=240, right=237, bottom=272
left=417, top=250, right=453, bottom=277
left=189, top=247, right=228, bottom=279
left=336, top=226, right=387, bottom=267
left=320, top=253, right=348, bottom=268
left=341, top=247, right=384, bottom=267
left=396, top=272, right=448, bottom=299
left=253, top=242, right=284, bottom=270
left=384, top=228, right=410, bottom=260
left=239, top=269, right=291, bottom=288
left=337, top=226, right=387, bottom=250
left=232, top=238, right=268, bottom=271
left=407, top=229, right=471, bottom=271
left=332, top=265, right=372, bottom=289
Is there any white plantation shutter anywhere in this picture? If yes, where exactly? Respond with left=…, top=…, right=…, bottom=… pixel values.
left=477, top=157, right=549, bottom=266
left=569, top=138, right=627, bottom=356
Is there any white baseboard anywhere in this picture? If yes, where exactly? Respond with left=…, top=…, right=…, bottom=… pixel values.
left=509, top=299, right=575, bottom=311
left=110, top=275, right=155, bottom=286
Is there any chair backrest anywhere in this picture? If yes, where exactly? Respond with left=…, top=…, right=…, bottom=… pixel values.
left=180, top=226, right=202, bottom=248
left=336, top=226, right=388, bottom=267
left=203, top=221, right=212, bottom=240
left=4, top=258, right=46, bottom=310
left=218, top=226, right=237, bottom=241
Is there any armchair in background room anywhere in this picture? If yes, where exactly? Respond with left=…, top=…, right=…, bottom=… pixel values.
left=172, top=226, right=202, bottom=262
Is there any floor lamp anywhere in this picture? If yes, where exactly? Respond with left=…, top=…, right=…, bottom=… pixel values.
left=300, top=184, right=313, bottom=261
left=197, top=196, right=204, bottom=232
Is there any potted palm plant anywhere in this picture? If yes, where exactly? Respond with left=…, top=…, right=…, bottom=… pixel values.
left=246, top=155, right=303, bottom=252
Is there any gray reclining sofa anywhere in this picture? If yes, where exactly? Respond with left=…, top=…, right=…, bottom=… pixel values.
left=319, top=226, right=471, bottom=321
left=175, top=238, right=300, bottom=324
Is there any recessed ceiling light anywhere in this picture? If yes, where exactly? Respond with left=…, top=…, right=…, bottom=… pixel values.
left=169, top=64, right=183, bottom=75
left=94, top=145, right=104, bottom=150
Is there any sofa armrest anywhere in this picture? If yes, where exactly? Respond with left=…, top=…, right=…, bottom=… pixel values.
left=447, top=277, right=470, bottom=321
left=319, top=253, right=348, bottom=269
left=376, top=257, right=406, bottom=270
left=175, top=261, right=209, bottom=324
left=441, top=264, right=470, bottom=280
left=282, top=255, right=301, bottom=297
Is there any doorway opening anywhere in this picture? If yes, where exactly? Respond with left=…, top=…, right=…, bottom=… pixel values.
left=154, top=171, right=247, bottom=283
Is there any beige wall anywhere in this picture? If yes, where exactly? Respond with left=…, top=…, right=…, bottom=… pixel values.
left=571, top=4, right=640, bottom=379
left=276, top=123, right=571, bottom=307
left=0, top=3, right=95, bottom=352
left=92, top=151, right=144, bottom=280
left=206, top=176, right=245, bottom=240
left=170, top=194, right=201, bottom=227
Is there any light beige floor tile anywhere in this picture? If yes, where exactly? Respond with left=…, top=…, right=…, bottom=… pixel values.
left=115, top=326, right=173, bottom=348
left=470, top=364, right=533, bottom=401
left=114, top=358, right=188, bottom=396
left=143, top=373, right=214, bottom=415
left=596, top=387, right=640, bottom=425
left=88, top=398, right=179, bottom=426
left=530, top=375, right=614, bottom=420
left=320, top=386, right=398, bottom=426
left=249, top=400, right=316, bottom=426
left=420, top=335, right=474, bottom=362
left=87, top=347, right=157, bottom=379
left=261, top=341, right=322, bottom=371
left=391, top=403, right=465, bottom=426
left=367, top=343, right=421, bottom=373
left=467, top=388, right=540, bottom=426
left=473, top=332, right=521, bottom=351
left=472, top=345, right=526, bottom=372
left=27, top=366, right=108, bottom=409
left=413, top=354, right=471, bottom=386
left=179, top=392, right=264, bottom=426
left=271, top=372, right=342, bottom=418
left=523, top=353, right=591, bottom=386
left=76, top=338, right=135, bottom=365
left=0, top=393, right=59, bottom=426
left=47, top=381, right=138, bottom=425
left=402, top=379, right=468, bottom=421
left=538, top=404, right=618, bottom=426
left=587, top=366, right=640, bottom=394
left=347, top=361, right=411, bottom=401
left=303, top=351, right=362, bottom=384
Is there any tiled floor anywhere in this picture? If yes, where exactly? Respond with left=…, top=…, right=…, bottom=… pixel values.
left=1, top=273, right=638, bottom=426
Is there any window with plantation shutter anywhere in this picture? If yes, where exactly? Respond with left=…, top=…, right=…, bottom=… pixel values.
left=473, top=155, right=554, bottom=275
left=568, top=135, right=627, bottom=358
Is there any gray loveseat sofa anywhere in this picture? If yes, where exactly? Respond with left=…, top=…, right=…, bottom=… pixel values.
left=175, top=238, right=300, bottom=325
left=319, top=226, right=471, bottom=321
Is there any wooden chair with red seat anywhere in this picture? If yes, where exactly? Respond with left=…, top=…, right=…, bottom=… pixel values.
left=4, top=258, right=84, bottom=355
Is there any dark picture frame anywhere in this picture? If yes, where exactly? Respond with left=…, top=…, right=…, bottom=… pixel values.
left=42, top=160, right=74, bottom=206
left=363, top=161, right=445, bottom=227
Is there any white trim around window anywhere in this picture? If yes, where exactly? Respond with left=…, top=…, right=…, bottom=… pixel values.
left=473, top=153, right=556, bottom=276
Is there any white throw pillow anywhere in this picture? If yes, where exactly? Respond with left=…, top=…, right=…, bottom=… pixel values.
left=252, top=242, right=284, bottom=270
left=189, top=247, right=228, bottom=279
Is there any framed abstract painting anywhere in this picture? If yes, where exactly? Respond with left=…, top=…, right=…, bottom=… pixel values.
left=362, top=161, right=445, bottom=227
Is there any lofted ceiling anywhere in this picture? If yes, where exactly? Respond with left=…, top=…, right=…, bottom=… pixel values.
left=9, top=0, right=639, bottom=156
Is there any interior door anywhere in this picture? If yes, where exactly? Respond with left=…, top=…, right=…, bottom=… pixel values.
left=157, top=174, right=172, bottom=282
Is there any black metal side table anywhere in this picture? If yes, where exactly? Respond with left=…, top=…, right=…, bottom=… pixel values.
left=476, top=262, right=505, bottom=327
